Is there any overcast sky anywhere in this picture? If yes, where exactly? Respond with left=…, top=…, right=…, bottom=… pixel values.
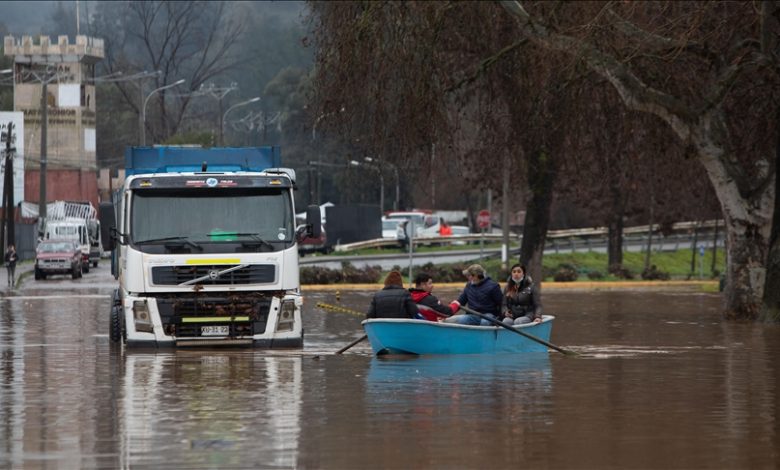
left=0, top=1, right=57, bottom=35
left=0, top=1, right=306, bottom=36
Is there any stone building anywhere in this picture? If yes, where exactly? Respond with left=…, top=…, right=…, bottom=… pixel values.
left=3, top=35, right=104, bottom=210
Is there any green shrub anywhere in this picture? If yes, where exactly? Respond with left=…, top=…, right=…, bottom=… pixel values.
left=641, top=264, right=670, bottom=280
left=553, top=264, right=578, bottom=282
left=609, top=263, right=634, bottom=280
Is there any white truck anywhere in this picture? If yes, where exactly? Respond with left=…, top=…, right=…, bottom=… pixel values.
left=42, top=201, right=101, bottom=271
left=100, top=146, right=320, bottom=348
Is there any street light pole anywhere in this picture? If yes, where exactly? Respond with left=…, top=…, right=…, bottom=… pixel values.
left=311, top=107, right=345, bottom=204
left=364, top=157, right=399, bottom=211
left=141, top=79, right=185, bottom=146
left=350, top=160, right=384, bottom=211
left=221, top=97, right=260, bottom=146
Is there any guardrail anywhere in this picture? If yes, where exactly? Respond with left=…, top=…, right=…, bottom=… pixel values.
left=331, top=219, right=723, bottom=253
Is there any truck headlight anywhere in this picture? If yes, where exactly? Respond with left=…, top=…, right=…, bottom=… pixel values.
left=133, top=300, right=153, bottom=333
left=276, top=300, right=296, bottom=332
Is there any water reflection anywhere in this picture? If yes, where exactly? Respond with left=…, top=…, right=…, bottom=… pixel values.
left=118, top=351, right=302, bottom=468
left=357, top=354, right=554, bottom=467
left=2, top=287, right=780, bottom=469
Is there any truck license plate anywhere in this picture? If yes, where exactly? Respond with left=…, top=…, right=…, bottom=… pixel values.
left=201, top=325, right=229, bottom=336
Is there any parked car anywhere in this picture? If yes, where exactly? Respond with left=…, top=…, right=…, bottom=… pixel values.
left=382, top=217, right=407, bottom=240
left=450, top=225, right=471, bottom=245
left=298, top=226, right=331, bottom=255
left=35, top=239, right=83, bottom=280
left=384, top=211, right=442, bottom=237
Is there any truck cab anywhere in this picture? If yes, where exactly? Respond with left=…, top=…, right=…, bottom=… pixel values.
left=102, top=146, right=320, bottom=349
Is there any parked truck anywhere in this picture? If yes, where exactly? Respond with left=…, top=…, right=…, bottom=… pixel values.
left=100, top=146, right=320, bottom=348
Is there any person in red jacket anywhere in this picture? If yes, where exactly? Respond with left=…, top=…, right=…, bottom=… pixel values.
left=408, top=272, right=452, bottom=321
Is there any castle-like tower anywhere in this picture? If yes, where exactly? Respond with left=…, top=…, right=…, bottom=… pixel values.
left=3, top=35, right=104, bottom=209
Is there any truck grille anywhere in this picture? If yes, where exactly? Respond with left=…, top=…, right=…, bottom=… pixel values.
left=154, top=293, right=274, bottom=338
left=151, top=264, right=275, bottom=285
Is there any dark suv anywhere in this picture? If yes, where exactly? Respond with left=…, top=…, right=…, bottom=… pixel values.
left=35, top=240, right=83, bottom=280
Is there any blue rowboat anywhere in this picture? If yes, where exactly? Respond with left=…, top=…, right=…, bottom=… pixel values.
left=361, top=315, right=555, bottom=355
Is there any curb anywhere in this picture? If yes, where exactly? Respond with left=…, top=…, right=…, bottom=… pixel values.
left=301, top=280, right=720, bottom=291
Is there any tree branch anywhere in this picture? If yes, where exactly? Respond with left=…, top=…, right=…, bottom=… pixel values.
left=499, top=0, right=696, bottom=136
left=446, top=39, right=527, bottom=93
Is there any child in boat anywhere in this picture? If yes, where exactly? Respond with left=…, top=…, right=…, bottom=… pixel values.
left=408, top=272, right=453, bottom=321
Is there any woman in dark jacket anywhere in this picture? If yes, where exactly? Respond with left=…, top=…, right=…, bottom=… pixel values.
left=502, top=264, right=542, bottom=325
left=367, top=270, right=419, bottom=319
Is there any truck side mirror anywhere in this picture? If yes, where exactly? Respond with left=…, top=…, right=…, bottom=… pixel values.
left=99, top=202, right=116, bottom=251
left=306, top=205, right=321, bottom=238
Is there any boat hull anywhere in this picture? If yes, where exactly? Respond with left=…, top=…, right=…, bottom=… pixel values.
left=362, top=316, right=554, bottom=355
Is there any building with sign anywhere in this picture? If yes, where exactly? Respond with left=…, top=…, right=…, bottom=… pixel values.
left=3, top=35, right=104, bottom=209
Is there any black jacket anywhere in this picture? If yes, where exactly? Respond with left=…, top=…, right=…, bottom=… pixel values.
left=502, top=275, right=542, bottom=320
left=4, top=250, right=17, bottom=268
left=367, top=285, right=419, bottom=319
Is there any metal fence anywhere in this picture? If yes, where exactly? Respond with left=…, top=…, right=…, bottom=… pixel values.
left=7, top=222, right=38, bottom=261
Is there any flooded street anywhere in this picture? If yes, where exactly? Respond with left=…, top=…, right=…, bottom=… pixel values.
left=1, top=269, right=779, bottom=469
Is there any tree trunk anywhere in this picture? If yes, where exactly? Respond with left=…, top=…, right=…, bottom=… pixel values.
left=607, top=172, right=624, bottom=271
left=711, top=219, right=719, bottom=275
left=726, top=216, right=769, bottom=320
left=760, top=105, right=780, bottom=322
left=607, top=217, right=623, bottom=272
left=689, top=223, right=699, bottom=277
left=644, top=195, right=654, bottom=271
left=519, top=149, right=556, bottom=284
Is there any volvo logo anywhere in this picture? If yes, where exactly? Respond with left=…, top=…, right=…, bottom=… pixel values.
left=208, top=269, right=220, bottom=280
left=206, top=177, right=218, bottom=187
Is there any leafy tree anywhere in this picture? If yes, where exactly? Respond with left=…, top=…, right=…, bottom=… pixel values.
left=499, top=1, right=780, bottom=320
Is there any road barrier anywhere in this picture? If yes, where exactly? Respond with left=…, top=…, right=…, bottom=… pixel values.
left=331, top=219, right=724, bottom=253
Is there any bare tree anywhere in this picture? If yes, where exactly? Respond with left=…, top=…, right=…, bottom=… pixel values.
left=93, top=1, right=246, bottom=144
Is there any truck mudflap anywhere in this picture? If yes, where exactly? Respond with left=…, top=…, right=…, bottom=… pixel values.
left=122, top=291, right=303, bottom=348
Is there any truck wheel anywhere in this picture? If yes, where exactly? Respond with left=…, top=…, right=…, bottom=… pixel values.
left=35, top=268, right=41, bottom=280
left=93, top=261, right=98, bottom=268
left=109, top=304, right=123, bottom=343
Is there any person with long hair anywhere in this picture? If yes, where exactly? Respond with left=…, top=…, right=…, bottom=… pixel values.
left=367, top=270, right=419, bottom=319
left=502, top=264, right=542, bottom=325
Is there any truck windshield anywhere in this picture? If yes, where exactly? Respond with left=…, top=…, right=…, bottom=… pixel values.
left=130, top=188, right=293, bottom=247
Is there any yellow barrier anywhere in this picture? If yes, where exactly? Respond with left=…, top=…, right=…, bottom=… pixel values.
left=316, top=302, right=365, bottom=317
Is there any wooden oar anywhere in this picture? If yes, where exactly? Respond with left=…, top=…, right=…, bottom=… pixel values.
left=459, top=305, right=578, bottom=356
left=336, top=334, right=368, bottom=354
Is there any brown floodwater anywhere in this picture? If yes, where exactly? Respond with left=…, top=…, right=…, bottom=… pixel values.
left=1, top=282, right=779, bottom=469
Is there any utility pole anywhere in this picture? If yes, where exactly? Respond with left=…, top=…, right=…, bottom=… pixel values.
left=39, top=80, right=48, bottom=221
left=2, top=122, right=16, bottom=263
